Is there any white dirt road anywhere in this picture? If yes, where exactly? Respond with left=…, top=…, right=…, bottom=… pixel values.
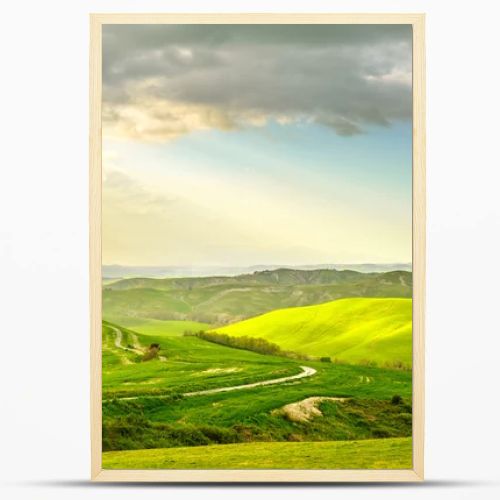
left=104, top=365, right=317, bottom=402
left=183, top=366, right=317, bottom=397
left=109, top=325, right=143, bottom=356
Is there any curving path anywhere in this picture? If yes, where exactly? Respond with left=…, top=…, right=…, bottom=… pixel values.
left=109, top=325, right=143, bottom=356
left=104, top=365, right=316, bottom=402
left=110, top=325, right=168, bottom=362
left=183, top=365, right=316, bottom=397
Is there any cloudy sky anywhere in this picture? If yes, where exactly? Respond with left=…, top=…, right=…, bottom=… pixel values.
left=102, top=24, right=413, bottom=267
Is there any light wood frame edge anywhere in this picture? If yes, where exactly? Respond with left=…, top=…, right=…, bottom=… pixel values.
left=90, top=13, right=103, bottom=479
left=411, top=14, right=426, bottom=482
left=89, top=12, right=425, bottom=483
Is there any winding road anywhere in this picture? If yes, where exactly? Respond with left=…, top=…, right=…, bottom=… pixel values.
left=110, top=325, right=143, bottom=356
left=103, top=341, right=316, bottom=403
left=183, top=365, right=316, bottom=397
left=105, top=325, right=316, bottom=401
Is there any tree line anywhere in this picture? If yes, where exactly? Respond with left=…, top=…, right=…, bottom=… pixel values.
left=184, top=330, right=312, bottom=360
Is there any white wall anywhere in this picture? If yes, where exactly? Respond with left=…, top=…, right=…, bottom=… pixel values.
left=1, top=1, right=499, bottom=499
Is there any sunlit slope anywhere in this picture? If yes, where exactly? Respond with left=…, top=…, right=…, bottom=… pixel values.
left=213, top=298, right=412, bottom=368
left=103, top=269, right=412, bottom=324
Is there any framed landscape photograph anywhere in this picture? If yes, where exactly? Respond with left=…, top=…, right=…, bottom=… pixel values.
left=90, top=13, right=425, bottom=482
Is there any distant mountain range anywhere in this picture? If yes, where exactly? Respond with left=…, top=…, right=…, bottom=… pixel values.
left=103, top=263, right=412, bottom=280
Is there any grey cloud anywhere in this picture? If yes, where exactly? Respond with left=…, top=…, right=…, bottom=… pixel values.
left=103, top=24, right=411, bottom=55
left=103, top=24, right=412, bottom=139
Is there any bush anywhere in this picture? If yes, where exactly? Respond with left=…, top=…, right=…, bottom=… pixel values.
left=193, top=331, right=285, bottom=357
left=372, top=428, right=391, bottom=438
left=320, top=356, right=332, bottom=363
left=391, top=395, right=403, bottom=405
left=200, top=425, right=238, bottom=444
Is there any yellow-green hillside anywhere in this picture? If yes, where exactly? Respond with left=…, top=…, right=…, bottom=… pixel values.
left=213, top=298, right=412, bottom=368
left=103, top=437, right=412, bottom=470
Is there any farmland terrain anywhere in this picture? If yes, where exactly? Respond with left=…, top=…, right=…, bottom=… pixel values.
left=103, top=268, right=412, bottom=325
left=102, top=268, right=413, bottom=469
left=213, top=298, right=412, bottom=368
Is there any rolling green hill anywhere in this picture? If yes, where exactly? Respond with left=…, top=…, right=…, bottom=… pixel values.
left=102, top=320, right=299, bottom=399
left=102, top=319, right=412, bottom=456
left=101, top=268, right=413, bottom=469
left=212, top=298, right=412, bottom=368
left=106, top=267, right=411, bottom=291
left=103, top=268, right=412, bottom=324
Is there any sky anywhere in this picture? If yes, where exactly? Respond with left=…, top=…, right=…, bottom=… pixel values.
left=102, top=24, right=413, bottom=267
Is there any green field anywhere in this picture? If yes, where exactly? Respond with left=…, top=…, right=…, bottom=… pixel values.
left=103, top=437, right=412, bottom=469
left=213, top=298, right=412, bottom=368
left=102, top=268, right=413, bottom=469
left=102, top=320, right=412, bottom=462
left=117, top=318, right=212, bottom=336
left=102, top=321, right=300, bottom=399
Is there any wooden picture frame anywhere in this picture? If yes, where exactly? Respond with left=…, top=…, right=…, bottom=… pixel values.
left=90, top=13, right=425, bottom=482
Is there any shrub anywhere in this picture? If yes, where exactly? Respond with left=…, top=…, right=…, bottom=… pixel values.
left=320, top=356, right=332, bottom=363
left=199, top=426, right=238, bottom=444
left=372, top=428, right=391, bottom=438
left=193, top=331, right=285, bottom=357
left=391, top=395, right=403, bottom=405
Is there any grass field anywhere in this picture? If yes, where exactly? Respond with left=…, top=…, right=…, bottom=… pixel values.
left=102, top=321, right=300, bottom=399
left=213, top=298, right=412, bottom=368
left=102, top=320, right=412, bottom=459
left=117, top=318, right=212, bottom=336
left=101, top=268, right=413, bottom=469
left=103, top=269, right=412, bottom=324
left=103, top=437, right=412, bottom=469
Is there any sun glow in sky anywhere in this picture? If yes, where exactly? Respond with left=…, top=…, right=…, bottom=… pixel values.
left=102, top=25, right=413, bottom=267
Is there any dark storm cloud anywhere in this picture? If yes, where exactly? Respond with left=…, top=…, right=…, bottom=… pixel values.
left=102, top=24, right=412, bottom=139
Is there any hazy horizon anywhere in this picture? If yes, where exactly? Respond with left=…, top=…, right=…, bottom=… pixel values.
left=102, top=25, right=412, bottom=267
left=102, top=262, right=412, bottom=279
left=102, top=261, right=412, bottom=268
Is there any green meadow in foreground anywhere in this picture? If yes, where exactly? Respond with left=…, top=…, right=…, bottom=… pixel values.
left=102, top=319, right=412, bottom=467
left=213, top=298, right=412, bottom=368
left=103, top=437, right=412, bottom=470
